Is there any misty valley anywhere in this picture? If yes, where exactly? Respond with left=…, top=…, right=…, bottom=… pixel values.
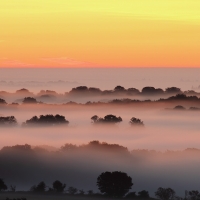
left=1, top=85, right=200, bottom=200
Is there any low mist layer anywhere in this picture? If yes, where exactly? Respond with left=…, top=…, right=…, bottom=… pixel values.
left=1, top=142, right=200, bottom=197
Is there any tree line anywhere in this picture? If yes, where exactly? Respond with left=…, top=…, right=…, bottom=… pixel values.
left=1, top=172, right=199, bottom=200
left=0, top=114, right=144, bottom=127
left=1, top=93, right=200, bottom=106
left=1, top=86, right=198, bottom=99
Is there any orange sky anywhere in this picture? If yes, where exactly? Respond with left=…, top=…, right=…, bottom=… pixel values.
left=0, top=0, right=200, bottom=67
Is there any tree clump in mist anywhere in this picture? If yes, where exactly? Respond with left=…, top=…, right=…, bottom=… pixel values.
left=0, top=116, right=17, bottom=127
left=0, top=98, right=7, bottom=105
left=38, top=90, right=58, bottom=96
left=97, top=171, right=133, bottom=197
left=1, top=144, right=33, bottom=154
left=69, top=86, right=102, bottom=96
left=22, top=97, right=38, bottom=104
left=22, top=114, right=69, bottom=127
left=142, top=87, right=164, bottom=95
left=189, top=107, right=200, bottom=111
left=165, top=87, right=182, bottom=95
left=16, top=88, right=31, bottom=94
left=129, top=117, right=144, bottom=127
left=167, top=94, right=198, bottom=101
left=91, top=114, right=122, bottom=125
left=68, top=85, right=183, bottom=98
left=60, top=141, right=129, bottom=156
left=173, top=105, right=186, bottom=110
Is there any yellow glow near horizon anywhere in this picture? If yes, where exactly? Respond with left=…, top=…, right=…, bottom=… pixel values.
left=0, top=0, right=200, bottom=67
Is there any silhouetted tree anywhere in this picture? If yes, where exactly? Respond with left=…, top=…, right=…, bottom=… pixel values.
left=142, top=87, right=156, bottom=95
left=78, top=189, right=85, bottom=195
left=129, top=117, right=144, bottom=126
left=114, top=86, right=125, bottom=92
left=0, top=178, right=7, bottom=191
left=91, top=115, right=99, bottom=123
left=69, top=86, right=88, bottom=95
left=10, top=185, right=16, bottom=192
left=52, top=180, right=66, bottom=193
left=91, top=115, right=122, bottom=124
left=165, top=87, right=182, bottom=94
left=88, top=87, right=102, bottom=93
left=188, top=190, right=200, bottom=200
left=0, top=98, right=7, bottom=105
left=173, top=105, right=186, bottom=110
left=104, top=115, right=122, bottom=123
left=155, top=187, right=175, bottom=200
left=1, top=144, right=32, bottom=153
left=16, top=88, right=31, bottom=93
left=23, top=114, right=69, bottom=127
left=23, top=97, right=37, bottom=104
left=97, top=171, right=133, bottom=197
left=155, top=88, right=164, bottom=95
left=31, top=181, right=46, bottom=192
left=67, top=186, right=78, bottom=195
left=168, top=94, right=188, bottom=100
left=138, top=190, right=150, bottom=198
left=142, top=87, right=164, bottom=95
left=127, top=88, right=140, bottom=95
left=0, top=116, right=17, bottom=126
left=189, top=107, right=200, bottom=111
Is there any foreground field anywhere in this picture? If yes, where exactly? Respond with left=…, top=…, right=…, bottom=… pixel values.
left=0, top=192, right=153, bottom=200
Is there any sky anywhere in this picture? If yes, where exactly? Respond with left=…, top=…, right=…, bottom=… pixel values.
left=0, top=0, right=200, bottom=68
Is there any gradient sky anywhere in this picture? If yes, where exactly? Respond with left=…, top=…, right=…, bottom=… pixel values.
left=0, top=0, right=200, bottom=67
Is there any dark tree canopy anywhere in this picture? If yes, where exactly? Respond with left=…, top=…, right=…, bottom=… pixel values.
left=129, top=117, right=144, bottom=126
left=60, top=141, right=129, bottom=155
left=88, top=87, right=102, bottom=93
left=165, top=87, right=182, bottom=94
left=0, top=178, right=7, bottom=191
left=114, top=86, right=125, bottom=91
left=23, top=114, right=69, bottom=127
left=173, top=105, right=186, bottom=110
left=0, top=116, right=17, bottom=126
left=138, top=190, right=150, bottom=198
left=0, top=98, right=7, bottom=105
left=67, top=186, right=78, bottom=195
left=91, top=114, right=122, bottom=124
left=127, top=88, right=140, bottom=95
left=188, top=190, right=200, bottom=200
left=142, top=87, right=156, bottom=94
left=52, top=180, right=66, bottom=193
left=16, top=88, right=31, bottom=93
left=23, top=97, right=37, bottom=104
left=155, top=187, right=175, bottom=200
left=97, top=171, right=133, bottom=197
left=31, top=181, right=46, bottom=192
left=142, top=87, right=164, bottom=95
left=70, top=86, right=88, bottom=94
